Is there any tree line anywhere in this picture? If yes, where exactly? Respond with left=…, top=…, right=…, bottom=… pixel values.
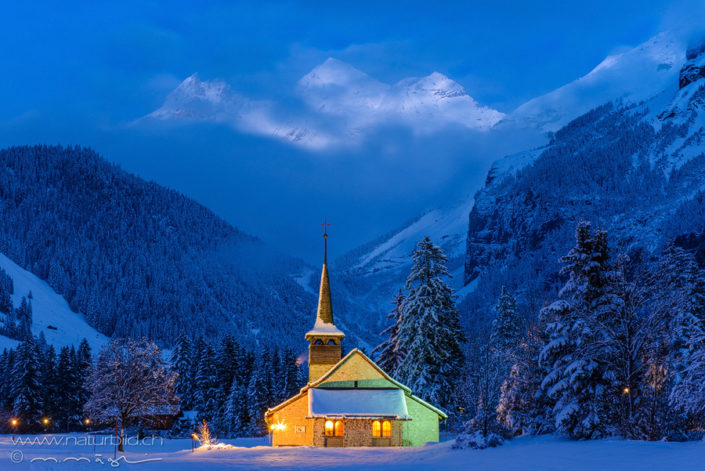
left=0, top=333, right=304, bottom=438
left=455, top=222, right=705, bottom=447
left=0, top=336, right=91, bottom=432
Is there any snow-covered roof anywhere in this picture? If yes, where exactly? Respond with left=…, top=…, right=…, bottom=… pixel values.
left=305, top=318, right=345, bottom=338
left=266, top=349, right=447, bottom=420
left=308, top=388, right=409, bottom=419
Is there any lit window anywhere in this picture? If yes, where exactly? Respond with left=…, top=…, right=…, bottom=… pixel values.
left=334, top=420, right=344, bottom=437
left=325, top=420, right=334, bottom=436
left=372, top=420, right=381, bottom=437
left=382, top=420, right=391, bottom=437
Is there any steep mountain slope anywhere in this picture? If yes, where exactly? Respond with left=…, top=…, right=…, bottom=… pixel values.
left=463, top=39, right=705, bottom=323
left=334, top=199, right=473, bottom=336
left=499, top=32, right=685, bottom=132
left=334, top=31, right=694, bottom=336
left=0, top=252, right=107, bottom=351
left=0, top=145, right=324, bottom=349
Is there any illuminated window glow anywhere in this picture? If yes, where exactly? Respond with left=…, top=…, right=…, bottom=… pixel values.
left=382, top=420, right=391, bottom=437
left=372, top=420, right=381, bottom=437
left=334, top=420, right=344, bottom=436
left=325, top=420, right=334, bottom=436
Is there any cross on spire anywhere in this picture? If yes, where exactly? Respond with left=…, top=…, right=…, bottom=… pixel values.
left=321, top=218, right=331, bottom=264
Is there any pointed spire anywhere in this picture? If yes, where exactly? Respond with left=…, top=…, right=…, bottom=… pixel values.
left=316, top=263, right=334, bottom=324
left=306, top=219, right=344, bottom=339
left=317, top=218, right=333, bottom=324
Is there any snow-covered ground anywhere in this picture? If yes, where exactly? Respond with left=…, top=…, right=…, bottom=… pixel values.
left=1, top=434, right=702, bottom=470
left=0, top=252, right=108, bottom=352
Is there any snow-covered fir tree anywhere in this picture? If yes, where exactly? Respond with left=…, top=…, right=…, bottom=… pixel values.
left=396, top=237, right=464, bottom=409
left=194, top=342, right=218, bottom=421
left=457, top=287, right=523, bottom=447
left=224, top=374, right=249, bottom=437
left=538, top=222, right=619, bottom=439
left=171, top=333, right=193, bottom=409
left=246, top=349, right=271, bottom=436
left=40, top=345, right=58, bottom=426
left=373, top=289, right=405, bottom=375
left=496, top=321, right=553, bottom=436
left=11, top=337, right=43, bottom=426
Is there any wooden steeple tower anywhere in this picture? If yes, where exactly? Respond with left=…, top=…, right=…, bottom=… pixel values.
left=305, top=219, right=345, bottom=382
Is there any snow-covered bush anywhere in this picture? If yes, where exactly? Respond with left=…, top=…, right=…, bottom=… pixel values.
left=453, top=431, right=504, bottom=449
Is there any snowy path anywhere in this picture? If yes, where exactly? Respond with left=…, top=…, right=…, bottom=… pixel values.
left=0, top=434, right=702, bottom=470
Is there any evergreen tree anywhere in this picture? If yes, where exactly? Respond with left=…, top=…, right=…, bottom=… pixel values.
left=224, top=374, right=249, bottom=437
left=0, top=349, right=13, bottom=410
left=15, top=296, right=33, bottom=340
left=461, top=288, right=523, bottom=441
left=246, top=350, right=271, bottom=436
left=496, top=321, right=553, bottom=436
left=194, top=343, right=217, bottom=420
left=75, top=339, right=92, bottom=409
left=11, top=338, right=43, bottom=427
left=0, top=267, right=12, bottom=314
left=539, top=222, right=618, bottom=439
left=171, top=333, right=194, bottom=409
left=55, top=346, right=79, bottom=431
left=670, top=326, right=705, bottom=429
left=396, top=237, right=465, bottom=409
left=41, top=345, right=58, bottom=427
left=373, top=289, right=405, bottom=375
left=281, top=348, right=301, bottom=399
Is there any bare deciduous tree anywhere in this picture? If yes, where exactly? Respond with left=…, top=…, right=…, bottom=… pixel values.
left=84, top=338, right=178, bottom=451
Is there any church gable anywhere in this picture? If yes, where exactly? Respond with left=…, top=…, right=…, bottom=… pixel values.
left=313, top=349, right=409, bottom=391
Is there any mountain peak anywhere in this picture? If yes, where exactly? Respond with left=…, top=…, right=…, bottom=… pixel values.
left=300, top=58, right=374, bottom=89
left=501, top=31, right=685, bottom=132
left=402, top=72, right=467, bottom=99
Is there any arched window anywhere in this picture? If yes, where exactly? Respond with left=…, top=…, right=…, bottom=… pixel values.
left=372, top=420, right=381, bottom=437
left=327, top=339, right=336, bottom=345
left=314, top=339, right=323, bottom=345
left=382, top=420, right=391, bottom=437
left=324, top=420, right=334, bottom=436
left=334, top=420, right=344, bottom=437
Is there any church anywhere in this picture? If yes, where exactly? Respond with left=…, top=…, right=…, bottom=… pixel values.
left=265, top=229, right=447, bottom=447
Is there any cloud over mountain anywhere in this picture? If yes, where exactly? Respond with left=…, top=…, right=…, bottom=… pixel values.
left=143, top=59, right=504, bottom=150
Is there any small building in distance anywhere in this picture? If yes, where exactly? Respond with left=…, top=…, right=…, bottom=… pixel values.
left=265, top=228, right=447, bottom=447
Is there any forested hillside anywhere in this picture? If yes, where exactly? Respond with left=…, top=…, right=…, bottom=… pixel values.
left=462, top=41, right=705, bottom=330
left=0, top=145, right=316, bottom=348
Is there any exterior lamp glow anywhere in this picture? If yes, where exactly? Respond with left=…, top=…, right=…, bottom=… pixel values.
left=270, top=424, right=276, bottom=431
left=623, top=387, right=630, bottom=394
left=10, top=419, right=18, bottom=427
left=42, top=418, right=50, bottom=425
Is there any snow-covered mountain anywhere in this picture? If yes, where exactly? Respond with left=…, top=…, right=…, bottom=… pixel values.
left=145, top=74, right=335, bottom=150
left=499, top=32, right=685, bottom=132
left=0, top=252, right=107, bottom=352
left=335, top=198, right=473, bottom=330
left=143, top=59, right=503, bottom=150
left=333, top=31, right=698, bottom=333
left=298, top=58, right=504, bottom=132
left=461, top=36, right=705, bottom=325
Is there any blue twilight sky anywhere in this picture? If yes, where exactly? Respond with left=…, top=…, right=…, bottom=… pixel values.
left=0, top=1, right=699, bottom=262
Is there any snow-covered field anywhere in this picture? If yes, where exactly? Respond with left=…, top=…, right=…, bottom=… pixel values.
left=1, top=434, right=702, bottom=470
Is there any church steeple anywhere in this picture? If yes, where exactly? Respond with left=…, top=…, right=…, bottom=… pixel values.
left=316, top=220, right=333, bottom=324
left=305, top=219, right=344, bottom=382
